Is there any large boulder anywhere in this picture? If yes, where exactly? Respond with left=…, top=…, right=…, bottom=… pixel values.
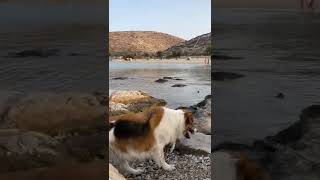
left=4, top=93, right=105, bottom=135
left=0, top=129, right=67, bottom=172
left=109, top=90, right=166, bottom=116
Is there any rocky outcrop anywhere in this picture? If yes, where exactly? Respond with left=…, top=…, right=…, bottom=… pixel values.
left=0, top=129, right=66, bottom=172
left=177, top=132, right=211, bottom=154
left=0, top=92, right=107, bottom=174
left=178, top=95, right=211, bottom=135
left=3, top=93, right=105, bottom=135
left=214, top=105, right=320, bottom=180
left=109, top=90, right=166, bottom=116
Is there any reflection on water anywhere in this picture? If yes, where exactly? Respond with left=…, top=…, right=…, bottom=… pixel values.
left=110, top=62, right=211, bottom=108
left=214, top=9, right=320, bottom=145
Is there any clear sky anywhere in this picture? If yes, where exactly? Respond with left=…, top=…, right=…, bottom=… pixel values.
left=109, top=0, right=211, bottom=40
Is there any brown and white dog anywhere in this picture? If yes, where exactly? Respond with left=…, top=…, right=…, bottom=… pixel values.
left=109, top=106, right=194, bottom=174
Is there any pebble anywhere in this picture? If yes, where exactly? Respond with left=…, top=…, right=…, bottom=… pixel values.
left=118, top=149, right=211, bottom=180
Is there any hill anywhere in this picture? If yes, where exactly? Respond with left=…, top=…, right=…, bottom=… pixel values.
left=109, top=31, right=184, bottom=57
left=161, top=33, right=211, bottom=57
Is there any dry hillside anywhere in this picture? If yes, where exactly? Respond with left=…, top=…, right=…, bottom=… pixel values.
left=162, top=33, right=211, bottom=57
left=109, top=31, right=184, bottom=56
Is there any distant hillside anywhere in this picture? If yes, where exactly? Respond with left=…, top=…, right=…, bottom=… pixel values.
left=109, top=31, right=185, bottom=56
left=162, top=33, right=211, bottom=57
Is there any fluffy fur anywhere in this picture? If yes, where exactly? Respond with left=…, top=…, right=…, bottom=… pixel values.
left=109, top=106, right=194, bottom=174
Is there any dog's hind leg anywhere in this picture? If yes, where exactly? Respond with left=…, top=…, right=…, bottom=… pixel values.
left=152, top=147, right=175, bottom=171
left=121, top=160, right=144, bottom=175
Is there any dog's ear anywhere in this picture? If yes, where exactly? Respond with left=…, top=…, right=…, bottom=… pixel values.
left=184, top=111, right=193, bottom=124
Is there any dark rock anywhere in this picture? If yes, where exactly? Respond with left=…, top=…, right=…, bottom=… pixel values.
left=176, top=133, right=211, bottom=154
left=112, top=77, right=128, bottom=80
left=212, top=54, right=243, bottom=60
left=163, top=77, right=173, bottom=80
left=155, top=79, right=168, bottom=83
left=5, top=93, right=105, bottom=135
left=0, top=129, right=67, bottom=173
left=214, top=105, right=320, bottom=180
left=8, top=49, right=60, bottom=58
left=275, top=93, right=285, bottom=99
left=174, top=78, right=183, bottom=80
left=212, top=72, right=245, bottom=81
left=163, top=77, right=183, bottom=80
left=64, top=133, right=106, bottom=162
left=172, top=84, right=187, bottom=87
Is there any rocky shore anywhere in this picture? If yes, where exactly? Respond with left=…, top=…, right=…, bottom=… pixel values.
left=0, top=91, right=107, bottom=179
left=109, top=90, right=211, bottom=180
left=213, top=105, right=320, bottom=180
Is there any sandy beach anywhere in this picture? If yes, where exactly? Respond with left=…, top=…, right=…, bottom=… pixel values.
left=110, top=56, right=211, bottom=65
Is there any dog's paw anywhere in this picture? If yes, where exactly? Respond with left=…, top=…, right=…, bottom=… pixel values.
left=163, top=164, right=175, bottom=171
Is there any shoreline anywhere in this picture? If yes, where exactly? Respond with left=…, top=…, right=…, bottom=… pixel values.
left=110, top=57, right=211, bottom=65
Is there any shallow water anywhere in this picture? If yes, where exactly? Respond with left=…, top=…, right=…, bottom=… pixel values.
left=214, top=8, right=320, bottom=145
left=109, top=61, right=211, bottom=108
left=0, top=23, right=107, bottom=92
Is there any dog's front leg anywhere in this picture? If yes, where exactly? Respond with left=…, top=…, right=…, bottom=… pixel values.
left=152, top=147, right=175, bottom=171
left=169, top=142, right=175, bottom=153
left=121, top=160, right=144, bottom=175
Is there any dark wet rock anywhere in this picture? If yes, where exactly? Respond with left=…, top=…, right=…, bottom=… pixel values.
left=0, top=129, right=67, bottom=173
left=178, top=95, right=211, bottom=135
left=112, top=77, right=128, bottom=80
left=212, top=54, right=243, bottom=60
left=4, top=93, right=105, bottom=135
left=212, top=71, right=245, bottom=81
left=214, top=105, right=320, bottom=180
left=63, top=133, right=105, bottom=162
left=172, top=84, right=187, bottom=87
left=163, top=77, right=183, bottom=80
left=275, top=93, right=285, bottom=99
left=109, top=91, right=166, bottom=116
left=155, top=79, right=168, bottom=83
left=8, top=49, right=60, bottom=58
left=176, top=132, right=211, bottom=154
